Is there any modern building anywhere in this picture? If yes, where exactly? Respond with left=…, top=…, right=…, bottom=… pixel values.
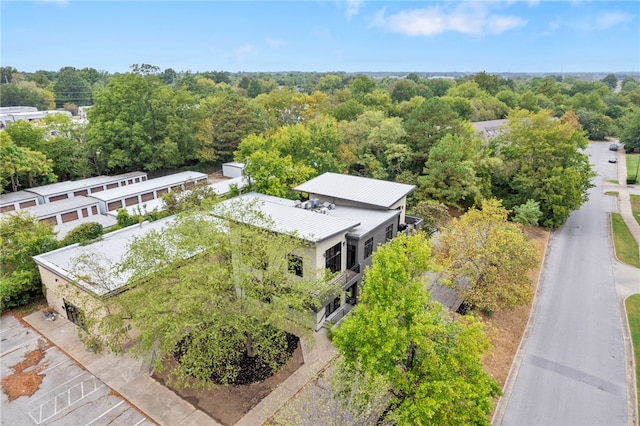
left=88, top=171, right=208, bottom=214
left=33, top=173, right=420, bottom=331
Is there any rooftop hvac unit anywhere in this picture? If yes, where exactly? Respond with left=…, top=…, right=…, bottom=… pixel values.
left=311, top=198, right=320, bottom=208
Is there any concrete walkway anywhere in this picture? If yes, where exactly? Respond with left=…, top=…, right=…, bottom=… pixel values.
left=22, top=311, right=337, bottom=426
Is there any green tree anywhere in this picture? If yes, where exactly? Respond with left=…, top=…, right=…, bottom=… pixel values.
left=492, top=109, right=595, bottom=227
left=576, top=109, right=614, bottom=140
left=417, top=134, right=480, bottom=208
left=0, top=132, right=56, bottom=191
left=87, top=73, right=198, bottom=172
left=404, top=97, right=471, bottom=172
left=0, top=81, right=55, bottom=110
left=0, top=212, right=59, bottom=310
left=195, top=93, right=264, bottom=163
left=53, top=68, right=93, bottom=108
left=512, top=199, right=543, bottom=226
left=71, top=205, right=338, bottom=387
left=433, top=199, right=539, bottom=313
left=390, top=79, right=418, bottom=103
left=333, top=232, right=500, bottom=425
left=602, top=74, right=618, bottom=90
left=620, top=108, right=640, bottom=152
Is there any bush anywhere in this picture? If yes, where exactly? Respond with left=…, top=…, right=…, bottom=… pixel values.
left=513, top=199, right=543, bottom=226
left=61, top=222, right=103, bottom=246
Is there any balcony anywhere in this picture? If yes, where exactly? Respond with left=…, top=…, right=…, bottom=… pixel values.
left=401, top=215, right=423, bottom=234
left=329, top=263, right=361, bottom=289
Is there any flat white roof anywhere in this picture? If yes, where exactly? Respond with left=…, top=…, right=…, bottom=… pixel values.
left=208, top=176, right=248, bottom=196
left=213, top=193, right=360, bottom=243
left=88, top=171, right=208, bottom=202
left=0, top=190, right=39, bottom=205
left=293, top=173, right=415, bottom=209
left=25, top=172, right=148, bottom=197
left=34, top=216, right=178, bottom=295
left=7, top=196, right=99, bottom=218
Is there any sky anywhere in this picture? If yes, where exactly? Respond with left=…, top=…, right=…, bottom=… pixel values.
left=1, top=0, right=639, bottom=74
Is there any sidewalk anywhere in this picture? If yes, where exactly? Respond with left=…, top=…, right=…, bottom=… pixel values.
left=22, top=311, right=337, bottom=426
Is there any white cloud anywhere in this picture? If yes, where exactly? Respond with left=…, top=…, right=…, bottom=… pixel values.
left=488, top=15, right=527, bottom=34
left=235, top=44, right=256, bottom=61
left=371, top=2, right=525, bottom=36
left=265, top=38, right=287, bottom=48
left=594, top=12, right=633, bottom=30
left=345, top=0, right=363, bottom=20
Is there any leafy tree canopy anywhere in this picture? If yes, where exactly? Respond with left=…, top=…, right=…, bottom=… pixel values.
left=333, top=232, right=500, bottom=425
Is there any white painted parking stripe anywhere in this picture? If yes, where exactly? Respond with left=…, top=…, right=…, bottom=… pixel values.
left=85, top=400, right=125, bottom=425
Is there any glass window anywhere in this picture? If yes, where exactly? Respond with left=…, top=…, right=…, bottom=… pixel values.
left=364, top=237, right=374, bottom=258
left=288, top=254, right=303, bottom=277
left=385, top=224, right=394, bottom=241
left=325, top=242, right=342, bottom=273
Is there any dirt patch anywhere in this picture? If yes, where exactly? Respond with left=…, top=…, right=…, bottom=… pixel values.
left=152, top=338, right=305, bottom=426
left=481, top=226, right=549, bottom=407
left=1, top=339, right=51, bottom=401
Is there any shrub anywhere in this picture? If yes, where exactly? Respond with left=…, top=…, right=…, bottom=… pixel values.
left=513, top=199, right=543, bottom=226
left=61, top=222, right=103, bottom=246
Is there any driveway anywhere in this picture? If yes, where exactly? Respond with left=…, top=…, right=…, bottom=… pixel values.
left=1, top=314, right=154, bottom=425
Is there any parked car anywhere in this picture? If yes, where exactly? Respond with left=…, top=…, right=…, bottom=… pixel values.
left=609, top=144, right=618, bottom=151
left=609, top=156, right=617, bottom=163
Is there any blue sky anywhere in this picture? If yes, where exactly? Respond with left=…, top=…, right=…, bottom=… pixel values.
left=2, top=1, right=639, bottom=74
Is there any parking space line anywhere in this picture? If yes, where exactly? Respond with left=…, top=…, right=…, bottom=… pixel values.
left=85, top=400, right=125, bottom=425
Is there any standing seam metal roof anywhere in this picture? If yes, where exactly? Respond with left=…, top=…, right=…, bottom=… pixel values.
left=293, top=173, right=415, bottom=208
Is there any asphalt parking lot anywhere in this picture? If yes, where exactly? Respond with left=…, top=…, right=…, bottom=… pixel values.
left=1, top=314, right=154, bottom=425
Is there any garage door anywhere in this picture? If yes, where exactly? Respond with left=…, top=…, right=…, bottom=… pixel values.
left=125, top=196, right=139, bottom=207
left=74, top=190, right=88, bottom=196
left=141, top=192, right=154, bottom=202
left=49, top=194, right=68, bottom=202
left=19, top=200, right=36, bottom=208
left=61, top=211, right=79, bottom=223
left=108, top=200, right=122, bottom=211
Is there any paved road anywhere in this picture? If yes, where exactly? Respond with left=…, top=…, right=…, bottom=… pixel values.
left=1, top=314, right=153, bottom=426
left=499, top=141, right=631, bottom=425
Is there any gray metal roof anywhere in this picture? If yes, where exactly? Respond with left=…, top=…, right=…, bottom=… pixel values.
left=25, top=172, right=148, bottom=197
left=88, top=171, right=208, bottom=202
left=326, top=206, right=399, bottom=239
left=213, top=193, right=360, bottom=243
left=0, top=190, right=39, bottom=206
left=33, top=216, right=178, bottom=295
left=293, top=173, right=415, bottom=209
left=8, top=196, right=99, bottom=218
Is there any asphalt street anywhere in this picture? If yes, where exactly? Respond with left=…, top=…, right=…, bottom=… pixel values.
left=499, top=141, right=632, bottom=425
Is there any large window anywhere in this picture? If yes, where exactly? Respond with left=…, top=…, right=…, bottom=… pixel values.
left=325, top=242, right=342, bottom=273
left=347, top=241, right=357, bottom=270
left=364, top=237, right=374, bottom=259
left=385, top=224, right=394, bottom=241
left=288, top=254, right=303, bottom=277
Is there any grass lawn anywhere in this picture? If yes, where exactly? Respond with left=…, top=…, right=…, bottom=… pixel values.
left=627, top=154, right=640, bottom=183
left=631, top=194, right=640, bottom=226
left=605, top=191, right=619, bottom=196
left=625, top=294, right=640, bottom=418
left=611, top=213, right=640, bottom=268
left=607, top=179, right=619, bottom=184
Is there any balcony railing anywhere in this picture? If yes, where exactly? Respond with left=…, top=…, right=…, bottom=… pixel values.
left=329, top=263, right=361, bottom=287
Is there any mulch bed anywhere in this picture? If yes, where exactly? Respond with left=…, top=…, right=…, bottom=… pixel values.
left=152, top=333, right=304, bottom=426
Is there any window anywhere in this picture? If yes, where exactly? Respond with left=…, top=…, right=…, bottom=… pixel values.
left=325, top=242, right=342, bottom=273
left=326, top=296, right=341, bottom=316
left=364, top=237, right=374, bottom=259
left=347, top=242, right=357, bottom=269
left=288, top=254, right=303, bottom=277
left=385, top=224, right=394, bottom=241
